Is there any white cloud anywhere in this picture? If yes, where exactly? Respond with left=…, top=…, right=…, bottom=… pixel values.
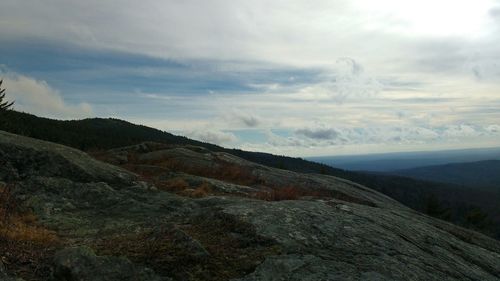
left=485, top=124, right=500, bottom=133
left=441, top=124, right=480, bottom=138
left=1, top=72, right=92, bottom=119
left=258, top=124, right=500, bottom=152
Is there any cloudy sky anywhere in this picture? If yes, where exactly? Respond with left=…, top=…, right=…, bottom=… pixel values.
left=1, top=0, right=500, bottom=156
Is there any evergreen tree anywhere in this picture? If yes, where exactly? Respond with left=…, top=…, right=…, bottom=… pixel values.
left=0, top=80, right=14, bottom=111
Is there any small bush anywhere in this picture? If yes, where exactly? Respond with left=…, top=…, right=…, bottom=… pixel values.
left=190, top=182, right=214, bottom=198
left=156, top=177, right=190, bottom=192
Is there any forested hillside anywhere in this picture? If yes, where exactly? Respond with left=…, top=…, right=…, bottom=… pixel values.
left=389, top=160, right=500, bottom=189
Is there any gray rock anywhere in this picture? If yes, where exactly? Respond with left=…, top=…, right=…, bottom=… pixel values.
left=226, top=199, right=500, bottom=281
left=52, top=247, right=167, bottom=281
left=0, top=131, right=136, bottom=185
left=0, top=261, right=24, bottom=281
left=1, top=131, right=500, bottom=281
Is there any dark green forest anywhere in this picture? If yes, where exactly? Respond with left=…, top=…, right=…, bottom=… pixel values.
left=1, top=110, right=499, bottom=239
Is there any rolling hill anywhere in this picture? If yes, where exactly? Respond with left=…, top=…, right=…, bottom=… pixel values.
left=1, top=110, right=499, bottom=239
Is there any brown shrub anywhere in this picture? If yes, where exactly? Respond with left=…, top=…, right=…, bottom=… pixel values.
left=155, top=177, right=190, bottom=192
left=190, top=182, right=213, bottom=198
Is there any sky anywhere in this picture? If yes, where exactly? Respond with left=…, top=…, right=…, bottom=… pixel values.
left=1, top=0, right=500, bottom=157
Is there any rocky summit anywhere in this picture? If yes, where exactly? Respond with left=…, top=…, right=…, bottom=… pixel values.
left=0, top=130, right=499, bottom=281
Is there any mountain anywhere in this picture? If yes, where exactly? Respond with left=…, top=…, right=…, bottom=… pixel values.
left=1, top=110, right=500, bottom=240
left=387, top=160, right=500, bottom=189
left=1, top=130, right=500, bottom=280
left=0, top=110, right=344, bottom=174
left=308, top=148, right=500, bottom=172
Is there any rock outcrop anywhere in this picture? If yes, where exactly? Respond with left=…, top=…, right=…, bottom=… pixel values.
left=52, top=247, right=166, bottom=281
left=1, top=130, right=499, bottom=281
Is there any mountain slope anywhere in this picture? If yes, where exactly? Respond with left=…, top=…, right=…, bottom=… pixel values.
left=1, top=110, right=499, bottom=239
left=1, top=130, right=500, bottom=280
left=389, top=160, right=500, bottom=189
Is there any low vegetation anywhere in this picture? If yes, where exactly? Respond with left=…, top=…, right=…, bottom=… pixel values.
left=0, top=183, right=60, bottom=280
left=92, top=214, right=280, bottom=281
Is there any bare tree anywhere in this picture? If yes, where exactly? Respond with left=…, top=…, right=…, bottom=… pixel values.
left=0, top=80, right=14, bottom=111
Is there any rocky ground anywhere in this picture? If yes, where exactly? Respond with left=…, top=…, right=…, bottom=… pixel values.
left=1, top=130, right=499, bottom=281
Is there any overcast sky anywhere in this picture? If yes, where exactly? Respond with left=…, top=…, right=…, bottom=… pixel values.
left=1, top=0, right=500, bottom=156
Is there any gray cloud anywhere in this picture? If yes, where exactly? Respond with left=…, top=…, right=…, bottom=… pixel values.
left=220, top=112, right=263, bottom=128
left=238, top=115, right=260, bottom=127
left=490, top=7, right=500, bottom=18
left=296, top=128, right=340, bottom=140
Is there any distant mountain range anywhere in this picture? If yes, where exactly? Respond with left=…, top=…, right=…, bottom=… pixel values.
left=309, top=148, right=500, bottom=172
left=1, top=110, right=499, bottom=239
left=387, top=160, right=500, bottom=189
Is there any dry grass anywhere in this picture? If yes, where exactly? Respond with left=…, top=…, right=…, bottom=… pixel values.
left=0, top=183, right=60, bottom=280
left=176, top=182, right=212, bottom=198
left=155, top=177, right=191, bottom=192
left=1, top=184, right=57, bottom=244
left=190, top=182, right=213, bottom=198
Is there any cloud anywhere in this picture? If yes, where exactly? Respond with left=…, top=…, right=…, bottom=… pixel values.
left=1, top=71, right=92, bottom=119
left=224, top=112, right=262, bottom=128
left=1, top=0, right=500, bottom=156
left=328, top=58, right=382, bottom=101
left=291, top=58, right=382, bottom=103
left=441, top=124, right=480, bottom=138
left=265, top=124, right=500, bottom=150
left=0, top=0, right=495, bottom=68
left=239, top=115, right=260, bottom=127
left=185, top=130, right=238, bottom=146
left=485, top=124, right=500, bottom=133
left=296, top=128, right=340, bottom=140
left=490, top=7, right=500, bottom=18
